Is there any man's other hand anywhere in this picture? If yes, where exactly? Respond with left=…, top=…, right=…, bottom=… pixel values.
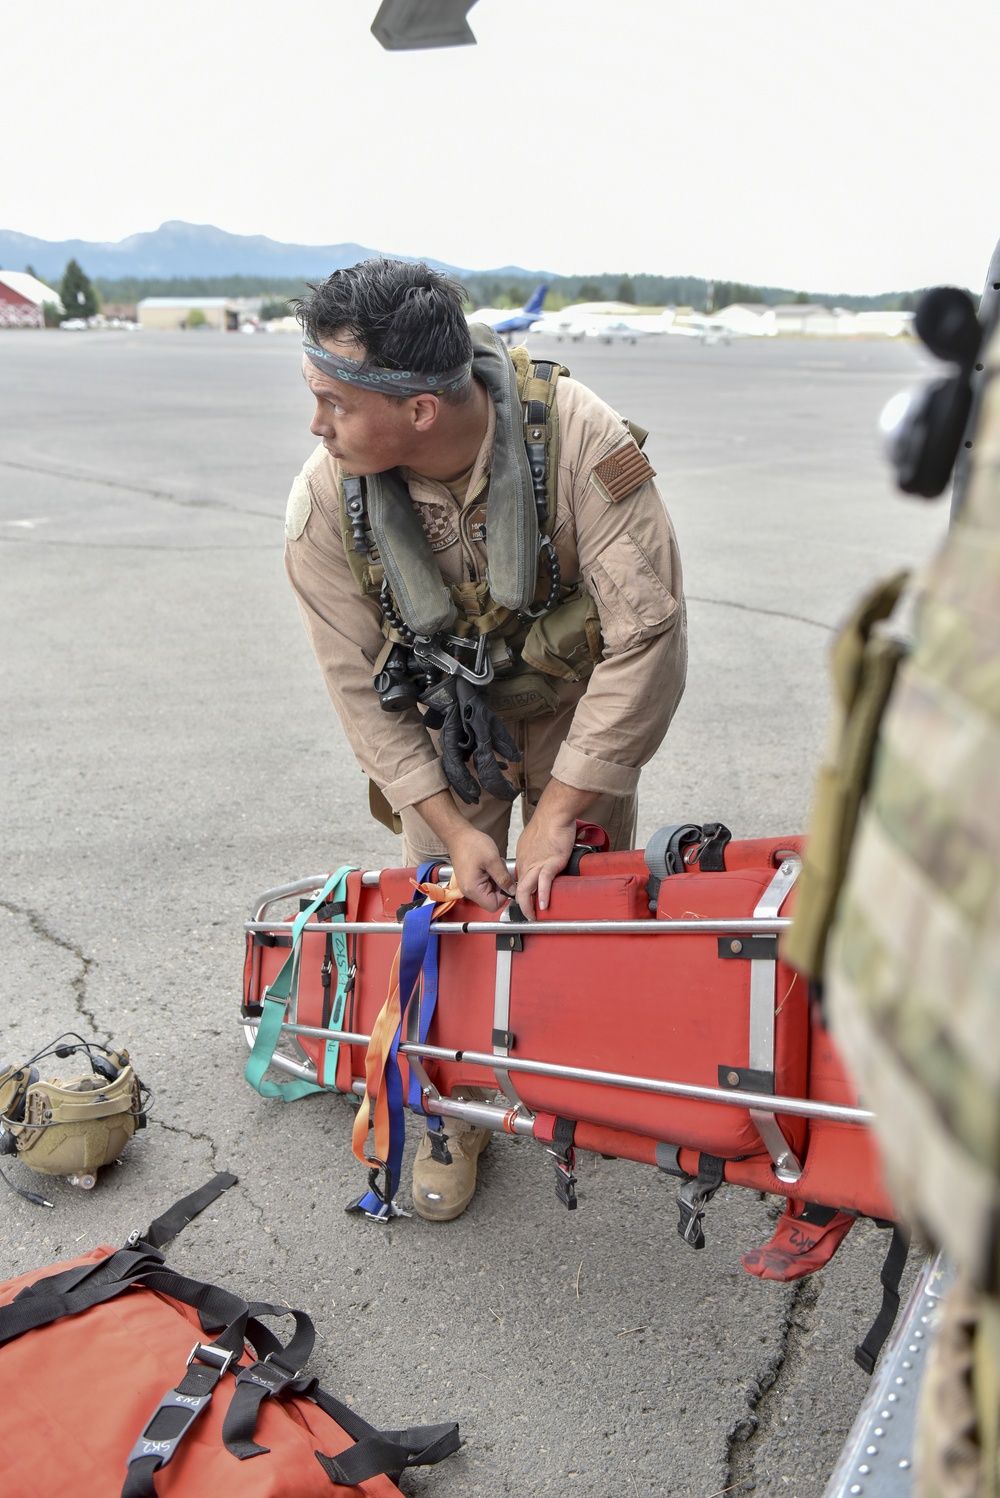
left=449, top=826, right=517, bottom=912
left=514, top=779, right=601, bottom=919
left=513, top=809, right=576, bottom=920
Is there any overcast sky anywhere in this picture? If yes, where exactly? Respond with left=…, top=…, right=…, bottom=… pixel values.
left=4, top=1, right=999, bottom=294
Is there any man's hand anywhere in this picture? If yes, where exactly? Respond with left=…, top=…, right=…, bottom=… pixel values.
left=411, top=788, right=515, bottom=913
left=514, top=779, right=600, bottom=919
left=448, top=825, right=517, bottom=912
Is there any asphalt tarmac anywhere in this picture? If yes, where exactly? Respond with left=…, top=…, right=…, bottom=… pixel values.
left=0, top=327, right=947, bottom=1496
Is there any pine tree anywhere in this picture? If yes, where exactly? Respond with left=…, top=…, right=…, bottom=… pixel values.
left=616, top=276, right=636, bottom=304
left=60, top=259, right=99, bottom=319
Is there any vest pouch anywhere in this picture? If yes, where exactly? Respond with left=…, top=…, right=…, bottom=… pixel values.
left=487, top=668, right=560, bottom=722
left=781, top=570, right=909, bottom=981
left=521, top=588, right=603, bottom=684
left=369, top=778, right=403, bottom=835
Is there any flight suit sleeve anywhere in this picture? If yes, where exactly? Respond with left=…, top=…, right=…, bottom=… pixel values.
left=549, top=382, right=688, bottom=797
left=283, top=448, right=449, bottom=812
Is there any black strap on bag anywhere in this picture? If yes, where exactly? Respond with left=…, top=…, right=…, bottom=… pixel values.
left=141, top=1171, right=239, bottom=1250
left=314, top=1409, right=463, bottom=1487
left=854, top=1223, right=912, bottom=1373
left=0, top=1173, right=461, bottom=1491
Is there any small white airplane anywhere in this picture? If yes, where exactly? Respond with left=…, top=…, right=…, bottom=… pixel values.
left=529, top=303, right=675, bottom=344
left=667, top=311, right=733, bottom=345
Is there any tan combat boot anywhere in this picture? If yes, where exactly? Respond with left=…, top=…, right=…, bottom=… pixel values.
left=411, top=1113, right=492, bottom=1221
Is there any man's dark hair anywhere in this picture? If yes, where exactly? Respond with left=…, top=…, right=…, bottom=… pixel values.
left=295, top=259, right=474, bottom=403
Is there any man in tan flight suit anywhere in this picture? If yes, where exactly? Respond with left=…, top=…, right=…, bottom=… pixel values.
left=285, top=258, right=686, bottom=1219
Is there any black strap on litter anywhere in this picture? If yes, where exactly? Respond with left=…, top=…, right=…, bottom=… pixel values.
left=645, top=822, right=703, bottom=913
left=0, top=1175, right=238, bottom=1347
left=854, top=1223, right=911, bottom=1374
left=141, top=1172, right=238, bottom=1251
left=2, top=1258, right=156, bottom=1346
left=691, top=821, right=731, bottom=872
left=655, top=1142, right=686, bottom=1178
left=676, top=1153, right=726, bottom=1251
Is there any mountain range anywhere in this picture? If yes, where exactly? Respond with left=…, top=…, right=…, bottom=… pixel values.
left=0, top=220, right=544, bottom=285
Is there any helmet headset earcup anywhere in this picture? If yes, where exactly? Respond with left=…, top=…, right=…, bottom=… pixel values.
left=0, top=1064, right=40, bottom=1124
left=883, top=286, right=981, bottom=500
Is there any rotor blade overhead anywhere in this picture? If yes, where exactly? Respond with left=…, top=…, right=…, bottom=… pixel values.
left=371, top=0, right=478, bottom=50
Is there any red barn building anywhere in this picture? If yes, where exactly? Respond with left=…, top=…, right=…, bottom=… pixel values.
left=0, top=271, right=62, bottom=327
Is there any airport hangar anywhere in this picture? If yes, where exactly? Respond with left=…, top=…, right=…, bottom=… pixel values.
left=137, top=295, right=262, bottom=331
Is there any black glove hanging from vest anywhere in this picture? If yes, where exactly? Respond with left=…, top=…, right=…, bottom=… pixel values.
left=422, top=676, right=520, bottom=805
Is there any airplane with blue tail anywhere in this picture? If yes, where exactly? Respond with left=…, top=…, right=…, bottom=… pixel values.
left=468, top=283, right=548, bottom=341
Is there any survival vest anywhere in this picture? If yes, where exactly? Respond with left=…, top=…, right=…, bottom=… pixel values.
left=336, top=326, right=648, bottom=721
left=338, top=326, right=566, bottom=632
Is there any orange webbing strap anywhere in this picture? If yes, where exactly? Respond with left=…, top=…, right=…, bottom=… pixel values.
left=349, top=876, right=462, bottom=1218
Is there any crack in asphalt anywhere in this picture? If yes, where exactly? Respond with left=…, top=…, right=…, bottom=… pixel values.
left=0, top=899, right=103, bottom=1039
left=686, top=594, right=835, bottom=632
left=0, top=456, right=278, bottom=521
left=725, top=1276, right=820, bottom=1493
left=150, top=1117, right=226, bottom=1169
left=148, top=1119, right=292, bottom=1256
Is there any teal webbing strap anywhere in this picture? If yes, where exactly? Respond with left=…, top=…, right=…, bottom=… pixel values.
left=244, top=867, right=355, bottom=1102
left=322, top=917, right=352, bottom=1087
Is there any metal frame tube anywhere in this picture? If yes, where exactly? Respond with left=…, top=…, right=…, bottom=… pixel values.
left=247, top=917, right=791, bottom=937
left=240, top=1019, right=873, bottom=1126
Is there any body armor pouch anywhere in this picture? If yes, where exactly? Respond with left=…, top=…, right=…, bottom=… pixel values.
left=521, top=587, right=603, bottom=683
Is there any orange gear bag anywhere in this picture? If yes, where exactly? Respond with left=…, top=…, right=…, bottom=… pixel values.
left=0, top=1175, right=460, bottom=1498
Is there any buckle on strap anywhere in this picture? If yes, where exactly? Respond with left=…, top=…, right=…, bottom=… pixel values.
left=126, top=1342, right=235, bottom=1472
left=186, top=1340, right=237, bottom=1374
left=428, top=1129, right=453, bottom=1166
left=345, top=1166, right=412, bottom=1221
left=548, top=1144, right=578, bottom=1211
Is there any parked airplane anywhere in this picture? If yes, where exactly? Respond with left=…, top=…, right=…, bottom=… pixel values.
left=668, top=310, right=733, bottom=345
left=529, top=304, right=676, bottom=344
left=468, top=283, right=548, bottom=341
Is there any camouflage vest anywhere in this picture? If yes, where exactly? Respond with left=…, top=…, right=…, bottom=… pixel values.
left=825, top=325, right=1000, bottom=1493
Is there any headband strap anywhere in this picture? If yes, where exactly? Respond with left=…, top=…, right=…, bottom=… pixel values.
left=303, top=340, right=473, bottom=397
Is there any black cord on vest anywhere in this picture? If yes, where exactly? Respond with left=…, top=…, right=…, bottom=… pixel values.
left=378, top=579, right=415, bottom=643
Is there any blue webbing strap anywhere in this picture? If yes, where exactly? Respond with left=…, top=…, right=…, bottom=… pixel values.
left=352, top=862, right=440, bottom=1218
left=406, top=891, right=444, bottom=1125
left=244, top=867, right=355, bottom=1102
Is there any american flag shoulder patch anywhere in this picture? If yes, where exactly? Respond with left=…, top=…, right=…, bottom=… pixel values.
left=591, top=442, right=656, bottom=503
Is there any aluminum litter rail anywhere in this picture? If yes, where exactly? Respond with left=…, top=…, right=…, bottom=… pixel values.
left=238, top=1019, right=874, bottom=1127
left=247, top=917, right=792, bottom=937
